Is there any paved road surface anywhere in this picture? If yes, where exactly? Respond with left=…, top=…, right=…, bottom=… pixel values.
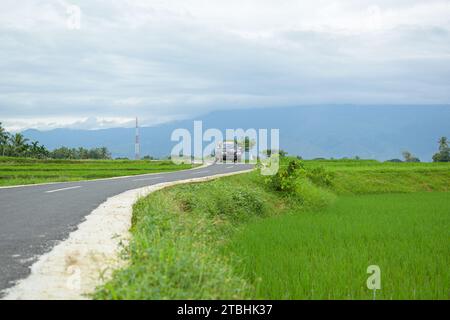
left=0, top=163, right=253, bottom=296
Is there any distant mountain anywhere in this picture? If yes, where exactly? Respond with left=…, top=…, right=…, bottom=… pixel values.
left=22, top=105, right=450, bottom=161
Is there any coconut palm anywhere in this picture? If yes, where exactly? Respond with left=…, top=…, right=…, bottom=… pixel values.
left=9, top=133, right=29, bottom=156
left=0, top=122, right=9, bottom=156
left=29, top=140, right=48, bottom=158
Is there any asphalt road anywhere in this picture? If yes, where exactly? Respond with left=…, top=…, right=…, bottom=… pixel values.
left=0, top=163, right=253, bottom=296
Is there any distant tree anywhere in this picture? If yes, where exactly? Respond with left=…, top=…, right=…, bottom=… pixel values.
left=49, top=146, right=111, bottom=160
left=143, top=155, right=155, bottom=160
left=100, top=147, right=111, bottom=159
left=386, top=159, right=403, bottom=163
left=239, top=136, right=256, bottom=152
left=402, top=150, right=420, bottom=163
left=438, top=136, right=448, bottom=150
left=9, top=133, right=29, bottom=156
left=262, top=149, right=272, bottom=157
left=38, top=144, right=50, bottom=158
left=77, top=147, right=88, bottom=159
left=27, top=141, right=49, bottom=159
left=261, top=149, right=287, bottom=158
left=279, top=149, right=288, bottom=158
left=0, top=122, right=9, bottom=156
left=50, top=146, right=73, bottom=159
left=432, top=137, right=450, bottom=162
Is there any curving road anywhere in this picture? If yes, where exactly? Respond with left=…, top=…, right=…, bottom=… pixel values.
left=0, top=163, right=253, bottom=296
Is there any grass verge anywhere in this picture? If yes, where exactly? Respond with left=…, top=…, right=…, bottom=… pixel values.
left=94, top=172, right=275, bottom=299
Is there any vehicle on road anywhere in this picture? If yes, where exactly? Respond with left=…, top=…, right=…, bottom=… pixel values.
left=215, top=141, right=242, bottom=163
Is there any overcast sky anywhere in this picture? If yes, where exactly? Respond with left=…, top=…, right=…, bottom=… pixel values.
left=1, top=0, right=450, bottom=131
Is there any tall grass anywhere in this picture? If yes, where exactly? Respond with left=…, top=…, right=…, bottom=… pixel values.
left=94, top=173, right=277, bottom=299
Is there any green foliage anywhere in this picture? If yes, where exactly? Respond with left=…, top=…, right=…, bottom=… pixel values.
left=50, top=146, right=111, bottom=159
left=261, top=149, right=288, bottom=158
left=0, top=122, right=10, bottom=156
left=0, top=123, right=111, bottom=159
left=94, top=159, right=450, bottom=300
left=432, top=136, right=450, bottom=162
left=306, top=166, right=335, bottom=187
left=94, top=174, right=275, bottom=299
left=238, top=136, right=256, bottom=152
left=265, top=159, right=305, bottom=192
left=266, top=159, right=335, bottom=196
left=402, top=150, right=420, bottom=162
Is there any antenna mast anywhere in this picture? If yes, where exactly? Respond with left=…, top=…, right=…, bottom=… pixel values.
left=135, top=117, right=140, bottom=160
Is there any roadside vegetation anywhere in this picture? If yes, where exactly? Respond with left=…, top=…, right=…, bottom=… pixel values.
left=95, top=158, right=450, bottom=300
left=0, top=122, right=195, bottom=186
left=0, top=157, right=194, bottom=186
left=0, top=122, right=112, bottom=159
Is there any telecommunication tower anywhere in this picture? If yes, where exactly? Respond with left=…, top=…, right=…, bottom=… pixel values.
left=135, top=117, right=140, bottom=160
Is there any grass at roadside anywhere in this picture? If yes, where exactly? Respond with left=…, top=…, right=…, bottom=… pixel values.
left=94, top=159, right=450, bottom=300
left=94, top=172, right=276, bottom=299
left=0, top=157, right=194, bottom=186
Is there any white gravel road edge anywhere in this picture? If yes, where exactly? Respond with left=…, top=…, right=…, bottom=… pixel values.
left=2, top=168, right=253, bottom=300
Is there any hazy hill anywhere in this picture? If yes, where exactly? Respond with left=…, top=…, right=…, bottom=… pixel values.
left=22, top=105, right=450, bottom=161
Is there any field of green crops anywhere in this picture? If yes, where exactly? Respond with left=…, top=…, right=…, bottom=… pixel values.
left=228, top=192, right=450, bottom=299
left=95, top=159, right=450, bottom=300
left=0, top=157, right=194, bottom=186
left=303, top=159, right=450, bottom=194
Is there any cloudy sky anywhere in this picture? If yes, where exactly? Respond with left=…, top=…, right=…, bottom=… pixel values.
left=1, top=0, right=450, bottom=131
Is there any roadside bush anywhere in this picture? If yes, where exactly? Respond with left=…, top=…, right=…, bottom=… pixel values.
left=265, top=159, right=335, bottom=210
left=266, top=159, right=305, bottom=193
left=306, top=166, right=335, bottom=187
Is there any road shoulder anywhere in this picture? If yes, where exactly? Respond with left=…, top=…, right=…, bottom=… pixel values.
left=1, top=167, right=253, bottom=300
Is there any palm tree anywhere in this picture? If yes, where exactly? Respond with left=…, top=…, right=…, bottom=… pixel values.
left=9, top=133, right=29, bottom=157
left=38, top=144, right=49, bottom=158
left=0, top=122, right=9, bottom=156
left=29, top=141, right=43, bottom=158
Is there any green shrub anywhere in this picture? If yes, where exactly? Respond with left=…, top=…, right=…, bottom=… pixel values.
left=306, top=166, right=335, bottom=187
left=266, top=159, right=305, bottom=193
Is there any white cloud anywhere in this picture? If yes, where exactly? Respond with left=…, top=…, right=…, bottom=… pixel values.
left=0, top=0, right=450, bottom=130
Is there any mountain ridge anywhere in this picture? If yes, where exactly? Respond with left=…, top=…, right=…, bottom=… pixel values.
left=22, top=105, right=450, bottom=161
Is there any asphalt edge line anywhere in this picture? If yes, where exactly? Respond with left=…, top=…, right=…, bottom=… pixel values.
left=1, top=167, right=254, bottom=300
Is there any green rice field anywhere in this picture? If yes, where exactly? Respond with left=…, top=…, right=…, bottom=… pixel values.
left=228, top=192, right=450, bottom=299
left=95, top=159, right=450, bottom=300
left=0, top=157, right=194, bottom=186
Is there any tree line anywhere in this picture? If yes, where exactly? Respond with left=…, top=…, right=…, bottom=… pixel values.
left=398, top=137, right=449, bottom=163
left=0, top=122, right=111, bottom=159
